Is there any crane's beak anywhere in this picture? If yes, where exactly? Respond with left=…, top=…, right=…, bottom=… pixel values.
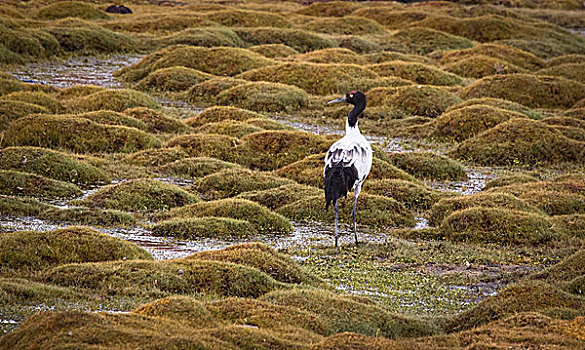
left=327, top=96, right=346, bottom=104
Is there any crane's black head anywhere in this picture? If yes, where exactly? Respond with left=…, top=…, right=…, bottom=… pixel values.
left=328, top=91, right=366, bottom=106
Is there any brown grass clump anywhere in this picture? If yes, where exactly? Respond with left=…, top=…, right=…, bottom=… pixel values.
left=234, top=27, right=335, bottom=53
left=363, top=51, right=431, bottom=65
left=115, top=45, right=275, bottom=82
left=135, top=67, right=214, bottom=93
left=547, top=54, right=585, bottom=67
left=0, top=100, right=48, bottom=131
left=123, top=107, right=191, bottom=133
left=239, top=130, right=333, bottom=171
left=191, top=167, right=292, bottom=200
left=0, top=146, right=109, bottom=184
left=334, top=35, right=383, bottom=54
left=166, top=133, right=242, bottom=163
left=75, top=110, right=147, bottom=130
left=66, top=89, right=160, bottom=112
left=0, top=170, right=82, bottom=199
left=389, top=27, right=473, bottom=55
left=552, top=214, right=585, bottom=238
left=440, top=207, right=559, bottom=244
left=446, top=97, right=543, bottom=119
left=205, top=9, right=291, bottom=28
left=1, top=91, right=65, bottom=113
left=435, top=43, right=545, bottom=70
left=304, top=16, right=387, bottom=35
left=383, top=152, right=466, bottom=181
left=4, top=114, right=161, bottom=153
left=157, top=157, right=241, bottom=179
left=429, top=192, right=541, bottom=226
left=277, top=193, right=415, bottom=228
left=186, top=107, right=265, bottom=129
left=74, top=178, right=199, bottom=213
left=450, top=119, right=584, bottom=166
left=187, top=243, right=321, bottom=285
left=537, top=62, right=585, bottom=84
left=530, top=249, right=585, bottom=286
left=274, top=154, right=415, bottom=188
left=291, top=48, right=365, bottom=65
left=34, top=1, right=110, bottom=20
left=184, top=77, right=249, bottom=106
left=365, top=179, right=444, bottom=210
left=159, top=198, right=292, bottom=234
left=351, top=9, right=430, bottom=29
left=104, top=12, right=213, bottom=33
left=296, top=1, right=368, bottom=17
left=484, top=173, right=539, bottom=190
left=248, top=44, right=299, bottom=58
left=151, top=217, right=257, bottom=239
left=368, top=61, right=462, bottom=86
left=152, top=27, right=244, bottom=49
left=443, top=54, right=528, bottom=78
left=123, top=147, right=189, bottom=167
left=55, top=84, right=104, bottom=99
left=216, top=81, right=310, bottom=113
left=0, top=226, right=151, bottom=273
left=432, top=105, right=527, bottom=141
left=260, top=288, right=436, bottom=338
left=462, top=74, right=585, bottom=109
left=372, top=85, right=462, bottom=117
left=236, top=183, right=321, bottom=210
left=44, top=22, right=136, bottom=55
left=194, top=120, right=264, bottom=138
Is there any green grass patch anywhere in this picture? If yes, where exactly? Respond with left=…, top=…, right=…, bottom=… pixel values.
left=45, top=22, right=135, bottom=55
left=151, top=217, right=257, bottom=239
left=216, top=81, right=310, bottom=113
left=185, top=106, right=265, bottom=129
left=135, top=67, right=214, bottom=93
left=194, top=120, right=264, bottom=138
left=304, top=16, right=387, bottom=35
left=368, top=61, right=462, bottom=86
left=435, top=43, right=545, bottom=70
left=446, top=97, right=543, bottom=120
left=66, top=89, right=160, bottom=112
left=166, top=133, right=242, bottom=163
left=157, top=157, right=241, bottom=179
left=236, top=183, right=321, bottom=210
left=443, top=54, right=528, bottom=78
left=34, top=1, right=110, bottom=20
left=75, top=110, right=147, bottom=130
left=0, top=100, right=48, bottom=131
left=123, top=107, right=190, bottom=133
left=364, top=179, right=444, bottom=210
left=0, top=170, right=82, bottom=199
left=384, top=152, right=467, bottom=181
left=124, top=147, right=189, bottom=167
left=152, top=27, right=244, bottom=49
left=185, top=77, right=248, bottom=106
left=234, top=27, right=335, bottom=52
left=390, top=27, right=473, bottom=55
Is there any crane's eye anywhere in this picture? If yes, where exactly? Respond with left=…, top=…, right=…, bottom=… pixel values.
left=349, top=93, right=353, bottom=98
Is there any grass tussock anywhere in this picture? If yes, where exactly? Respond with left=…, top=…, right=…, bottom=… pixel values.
left=185, top=77, right=248, bottom=105
left=205, top=9, right=291, bottom=28
left=194, top=120, right=264, bottom=138
left=166, top=133, right=242, bottom=163
left=104, top=12, right=214, bottom=33
left=537, top=62, right=585, bottom=84
left=160, top=198, right=292, bottom=234
left=4, top=114, right=161, bottom=153
left=45, top=22, right=136, bottom=55
left=364, top=179, right=444, bottom=210
left=191, top=168, right=291, bottom=200
left=0, top=100, right=49, bottom=131
left=55, top=84, right=104, bottom=99
left=435, top=43, right=545, bottom=70
left=74, top=178, right=199, bottom=212
left=390, top=27, right=473, bottom=55
left=530, top=249, right=585, bottom=286
left=0, top=226, right=151, bottom=273
left=369, top=85, right=462, bottom=118
left=124, top=147, right=189, bottom=167
left=216, top=81, right=310, bottom=113
left=1, top=91, right=64, bottom=113
left=123, top=107, right=190, bottom=133
left=152, top=27, right=244, bottom=49
left=75, top=110, right=147, bottom=130
left=0, top=146, right=110, bottom=184
left=368, top=61, right=462, bottom=86
left=248, top=44, right=299, bottom=58
left=0, top=170, right=82, bottom=199
left=185, top=106, right=265, bottom=128
left=296, top=1, right=370, bottom=17
left=157, top=157, right=241, bottom=179
left=135, top=67, right=214, bottom=93
left=383, top=152, right=466, bottom=181
left=66, top=89, right=160, bottom=112
left=236, top=183, right=321, bottom=210
left=151, top=217, right=257, bottom=239
left=446, top=97, right=543, bottom=120
left=34, top=1, right=110, bottom=20
left=450, top=119, right=584, bottom=166
left=351, top=9, right=430, bottom=29
left=484, top=173, right=539, bottom=190
left=291, top=48, right=365, bottom=65
left=552, top=214, right=585, bottom=238
left=443, top=54, right=528, bottom=78
left=234, top=27, right=335, bottom=53
left=304, top=16, right=387, bottom=35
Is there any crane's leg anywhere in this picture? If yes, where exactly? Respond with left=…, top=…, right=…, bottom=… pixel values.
left=352, top=184, right=362, bottom=246
left=334, top=200, right=339, bottom=248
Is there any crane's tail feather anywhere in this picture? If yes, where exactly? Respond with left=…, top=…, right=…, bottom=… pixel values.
left=324, top=164, right=358, bottom=210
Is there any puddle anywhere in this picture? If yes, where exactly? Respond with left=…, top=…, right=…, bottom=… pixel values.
left=427, top=169, right=497, bottom=195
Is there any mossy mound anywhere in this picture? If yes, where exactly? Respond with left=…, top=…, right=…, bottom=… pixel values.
left=447, top=281, right=585, bottom=332
left=248, top=44, right=299, bottom=58
left=151, top=217, right=257, bottom=239
left=517, top=190, right=585, bottom=215
left=0, top=227, right=151, bottom=273
left=123, top=107, right=190, bottom=134
left=135, top=67, right=214, bottom=93
left=552, top=214, right=585, bottom=238
left=334, top=35, right=383, bottom=54
left=304, top=16, right=387, bottom=35
left=446, top=97, right=543, bottom=120
left=188, top=243, right=321, bottom=285
left=166, top=134, right=242, bottom=163
left=194, top=120, right=264, bottom=138
left=66, top=89, right=160, bottom=112
left=296, top=1, right=369, bottom=17
left=239, top=130, right=333, bottom=170
left=216, top=81, right=310, bottom=113
left=351, top=9, right=430, bottom=29
left=390, top=27, right=473, bottom=55
left=373, top=85, right=462, bottom=117
left=542, top=116, right=585, bottom=130
left=364, top=179, right=443, bottom=210
left=439, top=207, right=558, bottom=244
left=115, top=45, right=274, bottom=82
left=157, top=157, right=241, bottom=179
left=45, top=23, right=135, bottom=55
left=153, top=27, right=244, bottom=49
left=192, top=168, right=291, bottom=200
left=245, top=118, right=294, bottom=131
left=234, top=27, right=335, bottom=53
left=291, top=48, right=365, bottom=65
left=161, top=198, right=292, bottom=234
left=205, top=9, right=291, bottom=28
left=237, top=183, right=321, bottom=210
left=185, top=77, right=248, bottom=105
left=34, top=1, right=110, bottom=20
left=429, top=192, right=541, bottom=226
left=56, top=84, right=105, bottom=99
left=237, top=62, right=380, bottom=95
left=0, top=100, right=49, bottom=131
left=185, top=106, right=265, bottom=128
left=104, top=12, right=213, bottom=33
left=1, top=91, right=65, bottom=113
left=42, top=207, right=137, bottom=227
left=274, top=154, right=415, bottom=188
left=537, top=62, right=585, bottom=84
left=0, top=169, right=79, bottom=202
left=547, top=54, right=585, bottom=67
left=0, top=21, right=61, bottom=61
left=0, top=77, right=53, bottom=96
left=461, top=74, right=585, bottom=109
left=530, top=249, right=585, bottom=285
left=124, top=147, right=189, bottom=167
left=0, top=146, right=109, bottom=184
left=260, top=289, right=436, bottom=338
left=436, top=43, right=545, bottom=70
left=74, top=178, right=199, bottom=212
left=484, top=173, right=539, bottom=190
left=384, top=152, right=467, bottom=181
left=432, top=105, right=527, bottom=141
left=450, top=119, right=584, bottom=166
left=443, top=54, right=528, bottom=78
left=44, top=259, right=284, bottom=298
left=368, top=61, right=462, bottom=86
left=363, top=51, right=431, bottom=65
left=4, top=114, right=161, bottom=153
left=277, top=193, right=415, bottom=228
left=76, top=110, right=147, bottom=130
left=496, top=38, right=585, bottom=60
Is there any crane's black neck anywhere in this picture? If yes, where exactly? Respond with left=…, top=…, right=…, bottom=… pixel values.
left=347, top=99, right=366, bottom=128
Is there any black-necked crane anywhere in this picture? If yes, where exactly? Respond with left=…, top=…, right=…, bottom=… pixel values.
left=324, top=91, right=372, bottom=248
